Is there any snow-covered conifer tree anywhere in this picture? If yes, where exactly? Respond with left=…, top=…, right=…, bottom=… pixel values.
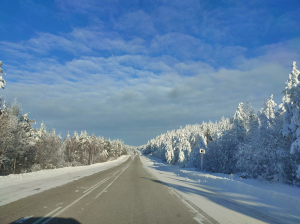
left=243, top=101, right=257, bottom=132
left=279, top=62, right=300, bottom=184
left=259, top=95, right=277, bottom=131
left=279, top=62, right=300, bottom=162
left=233, top=102, right=247, bottom=141
left=237, top=96, right=279, bottom=180
left=280, top=61, right=300, bottom=140
left=165, top=135, right=175, bottom=164
left=214, top=102, right=247, bottom=173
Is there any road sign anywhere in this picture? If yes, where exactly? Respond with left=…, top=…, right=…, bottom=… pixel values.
left=200, top=149, right=205, bottom=173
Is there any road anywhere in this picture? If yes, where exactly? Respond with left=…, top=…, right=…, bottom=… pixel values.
left=0, top=155, right=217, bottom=224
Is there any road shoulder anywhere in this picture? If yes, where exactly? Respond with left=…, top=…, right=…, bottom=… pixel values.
left=140, top=154, right=288, bottom=224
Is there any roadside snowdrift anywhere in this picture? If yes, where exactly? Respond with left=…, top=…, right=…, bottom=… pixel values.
left=140, top=154, right=300, bottom=224
left=0, top=155, right=130, bottom=206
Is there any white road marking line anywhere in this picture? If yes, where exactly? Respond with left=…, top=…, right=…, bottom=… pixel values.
left=82, top=175, right=113, bottom=194
left=82, top=176, right=110, bottom=194
left=82, top=170, right=120, bottom=194
left=32, top=207, right=61, bottom=224
left=41, top=168, right=125, bottom=224
left=94, top=175, right=120, bottom=199
left=94, top=160, right=133, bottom=199
left=40, top=159, right=134, bottom=224
left=156, top=178, right=212, bottom=224
left=141, top=163, right=214, bottom=224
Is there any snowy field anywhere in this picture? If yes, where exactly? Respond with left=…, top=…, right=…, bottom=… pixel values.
left=0, top=155, right=130, bottom=206
left=140, top=154, right=300, bottom=224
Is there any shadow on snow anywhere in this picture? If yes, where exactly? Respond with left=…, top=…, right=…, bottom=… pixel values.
left=141, top=155, right=288, bottom=224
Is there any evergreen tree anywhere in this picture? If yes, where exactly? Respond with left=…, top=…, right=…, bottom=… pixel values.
left=232, top=102, right=247, bottom=142
left=281, top=61, right=300, bottom=140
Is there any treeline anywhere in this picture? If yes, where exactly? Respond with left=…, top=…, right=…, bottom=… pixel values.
left=0, top=62, right=128, bottom=175
left=142, top=62, right=300, bottom=185
left=0, top=101, right=127, bottom=175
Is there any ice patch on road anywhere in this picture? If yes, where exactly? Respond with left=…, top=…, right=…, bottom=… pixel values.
left=0, top=155, right=130, bottom=206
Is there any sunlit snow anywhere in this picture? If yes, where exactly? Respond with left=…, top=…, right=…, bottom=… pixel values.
left=0, top=155, right=130, bottom=206
left=140, top=153, right=300, bottom=224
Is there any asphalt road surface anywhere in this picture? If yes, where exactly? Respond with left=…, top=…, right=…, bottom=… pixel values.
left=0, top=155, right=217, bottom=224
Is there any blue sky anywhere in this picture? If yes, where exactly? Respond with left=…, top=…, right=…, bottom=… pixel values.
left=0, top=0, right=300, bottom=146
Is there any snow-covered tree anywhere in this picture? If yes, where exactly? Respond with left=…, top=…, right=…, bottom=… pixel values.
left=0, top=62, right=127, bottom=174
left=0, top=101, right=37, bottom=174
left=0, top=102, right=22, bottom=174
left=165, top=136, right=175, bottom=164
left=280, top=61, right=300, bottom=140
left=141, top=61, right=300, bottom=185
left=0, top=61, right=6, bottom=89
left=0, top=61, right=6, bottom=117
left=79, top=130, right=89, bottom=165
left=34, top=123, right=64, bottom=169
left=244, top=101, right=257, bottom=132
left=64, top=132, right=73, bottom=163
left=277, top=62, right=300, bottom=184
left=259, top=95, right=277, bottom=131
left=232, top=102, right=247, bottom=142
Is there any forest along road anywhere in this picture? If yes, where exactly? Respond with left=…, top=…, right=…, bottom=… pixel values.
left=0, top=155, right=216, bottom=224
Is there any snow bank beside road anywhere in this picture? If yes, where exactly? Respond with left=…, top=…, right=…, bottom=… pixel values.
left=0, top=155, right=130, bottom=206
left=140, top=154, right=300, bottom=224
left=172, top=168, right=300, bottom=208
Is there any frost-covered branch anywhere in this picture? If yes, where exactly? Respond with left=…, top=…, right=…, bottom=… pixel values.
left=0, top=61, right=6, bottom=89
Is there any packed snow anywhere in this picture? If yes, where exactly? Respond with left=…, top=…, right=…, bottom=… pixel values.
left=0, top=155, right=130, bottom=206
left=140, top=153, right=300, bottom=224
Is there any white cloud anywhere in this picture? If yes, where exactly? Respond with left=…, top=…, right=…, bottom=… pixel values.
left=0, top=28, right=149, bottom=60
left=1, top=6, right=300, bottom=145
left=2, top=45, right=298, bottom=145
left=115, top=10, right=156, bottom=37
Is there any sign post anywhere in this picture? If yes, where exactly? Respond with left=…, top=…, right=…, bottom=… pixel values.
left=200, top=149, right=205, bottom=173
